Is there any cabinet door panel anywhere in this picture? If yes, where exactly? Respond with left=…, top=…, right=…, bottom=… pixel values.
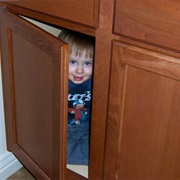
left=104, top=41, right=180, bottom=179
left=114, top=0, right=180, bottom=51
left=0, top=8, right=68, bottom=180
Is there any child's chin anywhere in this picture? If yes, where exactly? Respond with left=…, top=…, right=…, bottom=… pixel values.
left=73, top=80, right=84, bottom=84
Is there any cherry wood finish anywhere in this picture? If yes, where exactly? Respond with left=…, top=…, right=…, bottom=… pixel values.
left=89, top=0, right=118, bottom=179
left=0, top=1, right=107, bottom=179
left=2, top=0, right=99, bottom=35
left=104, top=41, right=180, bottom=179
left=7, top=0, right=98, bottom=27
left=0, top=8, right=68, bottom=180
left=67, top=169, right=86, bottom=180
left=1, top=0, right=180, bottom=180
left=114, top=0, right=180, bottom=52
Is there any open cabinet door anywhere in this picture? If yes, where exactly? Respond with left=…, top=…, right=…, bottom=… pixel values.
left=0, top=7, right=68, bottom=180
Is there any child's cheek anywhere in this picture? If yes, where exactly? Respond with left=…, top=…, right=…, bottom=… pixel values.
left=69, top=64, right=75, bottom=72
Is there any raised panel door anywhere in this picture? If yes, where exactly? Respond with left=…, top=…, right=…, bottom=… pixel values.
left=104, top=41, right=180, bottom=179
left=0, top=7, right=68, bottom=179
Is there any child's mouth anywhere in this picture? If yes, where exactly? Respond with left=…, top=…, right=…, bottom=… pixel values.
left=74, top=76, right=83, bottom=81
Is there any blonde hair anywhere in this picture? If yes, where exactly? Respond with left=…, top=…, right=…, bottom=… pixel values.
left=58, top=30, right=95, bottom=59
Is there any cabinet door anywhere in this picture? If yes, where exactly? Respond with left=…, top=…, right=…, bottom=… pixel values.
left=104, top=41, right=180, bottom=179
left=0, top=8, right=68, bottom=180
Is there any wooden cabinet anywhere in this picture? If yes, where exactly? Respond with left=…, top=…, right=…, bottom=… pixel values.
left=1, top=0, right=180, bottom=179
left=0, top=8, right=68, bottom=179
left=0, top=1, right=108, bottom=179
left=104, top=41, right=180, bottom=179
left=3, top=0, right=99, bottom=36
left=114, top=0, right=180, bottom=51
left=3, top=0, right=99, bottom=28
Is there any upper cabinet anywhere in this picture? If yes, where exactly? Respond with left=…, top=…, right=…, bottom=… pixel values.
left=2, top=0, right=99, bottom=32
left=114, top=0, right=180, bottom=51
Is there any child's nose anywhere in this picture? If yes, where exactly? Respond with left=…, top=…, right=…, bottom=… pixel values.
left=76, top=65, right=84, bottom=73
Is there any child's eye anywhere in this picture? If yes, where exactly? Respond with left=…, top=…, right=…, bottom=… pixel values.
left=69, top=60, right=76, bottom=65
left=84, top=62, right=93, bottom=66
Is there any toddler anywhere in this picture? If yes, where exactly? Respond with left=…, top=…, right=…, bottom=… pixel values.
left=58, top=30, right=94, bottom=165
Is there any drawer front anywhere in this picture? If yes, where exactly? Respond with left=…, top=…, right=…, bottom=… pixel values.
left=114, top=0, right=180, bottom=51
left=3, top=0, right=99, bottom=28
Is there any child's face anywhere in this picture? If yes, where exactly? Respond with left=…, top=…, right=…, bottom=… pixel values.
left=69, top=50, right=93, bottom=84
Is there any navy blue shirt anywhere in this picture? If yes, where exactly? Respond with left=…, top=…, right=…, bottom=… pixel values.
left=67, top=78, right=92, bottom=165
left=68, top=78, right=92, bottom=125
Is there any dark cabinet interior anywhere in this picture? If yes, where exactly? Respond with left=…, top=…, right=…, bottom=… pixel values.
left=1, top=0, right=180, bottom=179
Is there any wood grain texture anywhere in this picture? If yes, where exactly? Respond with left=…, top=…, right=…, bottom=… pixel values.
left=0, top=8, right=68, bottom=180
left=89, top=0, right=118, bottom=179
left=3, top=3, right=96, bottom=37
left=1, top=1, right=180, bottom=179
left=114, top=0, right=180, bottom=52
left=3, top=0, right=99, bottom=29
left=67, top=169, right=87, bottom=180
left=104, top=41, right=180, bottom=179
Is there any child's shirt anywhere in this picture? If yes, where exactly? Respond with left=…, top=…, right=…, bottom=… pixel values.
left=67, top=78, right=92, bottom=165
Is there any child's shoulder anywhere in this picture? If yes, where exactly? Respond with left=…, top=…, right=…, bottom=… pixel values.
left=84, top=78, right=92, bottom=87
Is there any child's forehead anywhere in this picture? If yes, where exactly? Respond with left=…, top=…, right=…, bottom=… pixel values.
left=69, top=54, right=93, bottom=61
left=69, top=48, right=93, bottom=61
left=70, top=46, right=91, bottom=53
